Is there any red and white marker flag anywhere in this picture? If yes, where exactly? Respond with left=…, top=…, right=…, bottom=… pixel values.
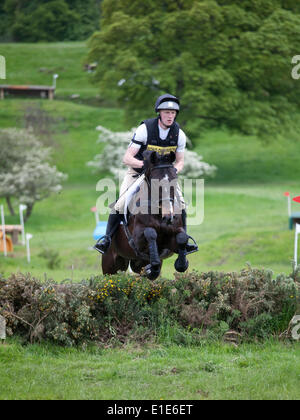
left=91, top=206, right=99, bottom=225
left=284, top=192, right=291, bottom=217
left=293, top=196, right=300, bottom=204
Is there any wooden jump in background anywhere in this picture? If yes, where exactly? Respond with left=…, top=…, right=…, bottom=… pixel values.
left=0, top=74, right=58, bottom=100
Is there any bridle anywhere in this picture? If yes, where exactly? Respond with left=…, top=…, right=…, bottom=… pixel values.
left=144, top=163, right=176, bottom=184
left=144, top=163, right=177, bottom=221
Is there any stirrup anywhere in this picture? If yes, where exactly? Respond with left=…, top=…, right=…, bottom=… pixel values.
left=185, top=235, right=199, bottom=255
left=93, top=235, right=111, bottom=255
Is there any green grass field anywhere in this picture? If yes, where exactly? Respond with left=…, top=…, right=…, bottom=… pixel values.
left=1, top=176, right=298, bottom=282
left=0, top=42, right=300, bottom=400
left=1, top=337, right=299, bottom=400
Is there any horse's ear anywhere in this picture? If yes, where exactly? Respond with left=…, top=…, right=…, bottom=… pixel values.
left=170, top=151, right=176, bottom=163
left=150, top=151, right=159, bottom=164
left=142, top=150, right=151, bottom=160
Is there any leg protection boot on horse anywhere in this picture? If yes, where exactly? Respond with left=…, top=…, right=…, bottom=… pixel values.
left=94, top=211, right=123, bottom=254
left=182, top=209, right=199, bottom=254
left=174, top=231, right=189, bottom=272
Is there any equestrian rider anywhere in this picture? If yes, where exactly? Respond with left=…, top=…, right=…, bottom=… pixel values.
left=94, top=93, right=198, bottom=254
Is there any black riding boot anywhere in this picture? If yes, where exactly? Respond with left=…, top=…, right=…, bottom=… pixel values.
left=182, top=209, right=198, bottom=253
left=94, top=211, right=122, bottom=254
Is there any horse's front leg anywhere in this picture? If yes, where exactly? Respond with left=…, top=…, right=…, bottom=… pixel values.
left=144, top=227, right=161, bottom=280
left=174, top=232, right=189, bottom=272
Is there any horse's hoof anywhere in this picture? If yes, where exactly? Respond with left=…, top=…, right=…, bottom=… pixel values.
left=147, top=272, right=160, bottom=281
left=174, top=258, right=189, bottom=272
left=145, top=264, right=160, bottom=280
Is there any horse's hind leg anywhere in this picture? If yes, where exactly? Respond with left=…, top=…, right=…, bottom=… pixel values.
left=102, top=248, right=129, bottom=274
left=174, top=232, right=189, bottom=272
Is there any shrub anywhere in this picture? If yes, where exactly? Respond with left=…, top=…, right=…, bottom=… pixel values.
left=0, top=266, right=298, bottom=346
left=169, top=266, right=298, bottom=340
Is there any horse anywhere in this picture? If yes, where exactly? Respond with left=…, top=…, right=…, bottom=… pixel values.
left=101, top=150, right=193, bottom=280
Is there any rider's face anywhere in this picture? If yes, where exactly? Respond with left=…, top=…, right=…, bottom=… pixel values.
left=159, top=110, right=177, bottom=128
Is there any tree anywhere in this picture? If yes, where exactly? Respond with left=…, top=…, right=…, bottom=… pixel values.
left=11, top=1, right=80, bottom=42
left=87, top=0, right=300, bottom=139
left=1, top=0, right=102, bottom=42
left=0, top=129, right=67, bottom=221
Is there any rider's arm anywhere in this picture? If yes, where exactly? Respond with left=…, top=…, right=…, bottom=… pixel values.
left=174, top=129, right=186, bottom=173
left=174, top=151, right=184, bottom=173
left=123, top=146, right=144, bottom=169
left=123, top=124, right=147, bottom=169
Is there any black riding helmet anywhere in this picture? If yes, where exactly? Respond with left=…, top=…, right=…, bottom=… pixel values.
left=155, top=93, right=180, bottom=113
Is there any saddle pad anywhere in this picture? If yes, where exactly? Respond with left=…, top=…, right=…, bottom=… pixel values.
left=124, top=174, right=146, bottom=224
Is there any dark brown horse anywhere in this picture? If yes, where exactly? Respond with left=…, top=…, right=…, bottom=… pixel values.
left=102, top=150, right=192, bottom=280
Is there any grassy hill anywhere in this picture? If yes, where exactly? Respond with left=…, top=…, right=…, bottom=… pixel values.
left=194, top=129, right=300, bottom=184
left=1, top=42, right=95, bottom=100
left=0, top=42, right=299, bottom=281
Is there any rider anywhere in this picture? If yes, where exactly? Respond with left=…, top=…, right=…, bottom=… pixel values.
left=94, top=93, right=198, bottom=254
